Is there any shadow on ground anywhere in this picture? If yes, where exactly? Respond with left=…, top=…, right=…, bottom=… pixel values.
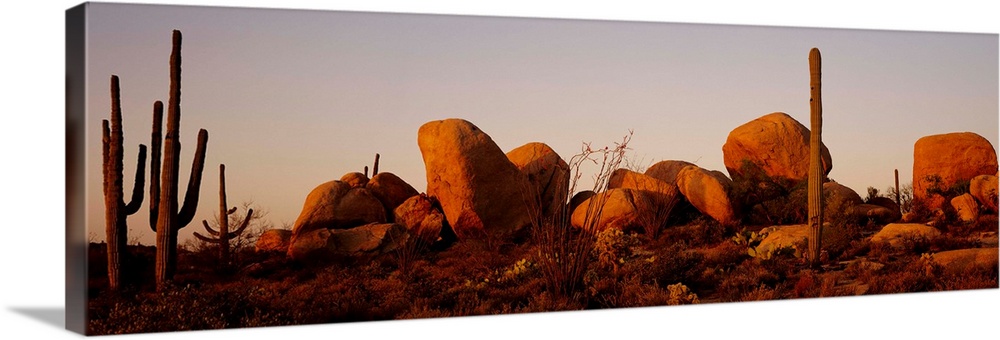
left=9, top=307, right=64, bottom=329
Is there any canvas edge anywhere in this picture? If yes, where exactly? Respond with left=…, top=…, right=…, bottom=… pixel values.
left=65, top=1, right=88, bottom=335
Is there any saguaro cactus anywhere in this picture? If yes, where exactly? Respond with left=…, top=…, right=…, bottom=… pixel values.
left=373, top=153, right=381, bottom=176
left=102, top=75, right=147, bottom=291
left=194, top=164, right=254, bottom=266
left=807, top=47, right=824, bottom=267
left=892, top=169, right=903, bottom=208
left=149, top=30, right=209, bottom=289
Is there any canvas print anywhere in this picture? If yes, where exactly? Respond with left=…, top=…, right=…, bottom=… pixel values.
left=65, top=2, right=999, bottom=336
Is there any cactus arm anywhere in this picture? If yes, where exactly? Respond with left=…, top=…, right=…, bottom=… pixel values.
left=149, top=101, right=163, bottom=231
left=202, top=220, right=220, bottom=236
left=227, top=207, right=237, bottom=215
left=373, top=153, right=380, bottom=176
left=229, top=209, right=254, bottom=237
left=176, top=129, right=209, bottom=228
left=193, top=232, right=224, bottom=243
left=124, top=145, right=147, bottom=214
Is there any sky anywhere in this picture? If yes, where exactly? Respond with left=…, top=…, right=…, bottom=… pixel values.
left=81, top=2, right=998, bottom=246
left=2, top=1, right=999, bottom=340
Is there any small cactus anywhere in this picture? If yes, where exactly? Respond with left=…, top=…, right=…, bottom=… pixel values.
left=101, top=75, right=147, bottom=291
left=194, top=164, right=254, bottom=266
left=373, top=153, right=381, bottom=176
left=807, top=47, right=824, bottom=267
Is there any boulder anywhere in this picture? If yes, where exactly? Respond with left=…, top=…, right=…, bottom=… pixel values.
left=754, top=224, right=808, bottom=257
left=394, top=194, right=447, bottom=244
left=913, top=132, right=997, bottom=210
left=722, top=112, right=832, bottom=187
left=367, top=172, right=419, bottom=220
left=417, top=119, right=533, bottom=239
left=570, top=188, right=640, bottom=232
left=754, top=223, right=851, bottom=258
left=340, top=172, right=369, bottom=188
left=928, top=248, right=999, bottom=276
left=867, top=196, right=902, bottom=217
left=568, top=190, right=596, bottom=215
left=951, top=193, right=980, bottom=223
left=506, top=142, right=570, bottom=219
left=853, top=203, right=901, bottom=224
left=824, top=181, right=863, bottom=211
left=675, top=165, right=737, bottom=225
left=870, top=223, right=942, bottom=249
left=969, top=174, right=999, bottom=212
left=644, top=160, right=696, bottom=185
left=608, top=168, right=680, bottom=208
left=290, top=181, right=387, bottom=237
left=254, top=229, right=292, bottom=254
left=287, top=223, right=409, bottom=261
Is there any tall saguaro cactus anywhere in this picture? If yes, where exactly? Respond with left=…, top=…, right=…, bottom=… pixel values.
left=194, top=164, right=254, bottom=266
left=807, top=47, right=824, bottom=267
left=149, top=30, right=209, bottom=290
left=102, top=75, right=147, bottom=291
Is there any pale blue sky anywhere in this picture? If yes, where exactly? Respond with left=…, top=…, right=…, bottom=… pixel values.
left=82, top=2, right=998, bottom=245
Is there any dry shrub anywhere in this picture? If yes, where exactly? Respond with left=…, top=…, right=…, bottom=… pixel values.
left=585, top=274, right=674, bottom=309
left=531, top=131, right=633, bottom=298
left=860, top=255, right=938, bottom=295
left=973, top=214, right=999, bottom=232
left=716, top=256, right=796, bottom=302
left=938, top=269, right=999, bottom=291
left=793, top=270, right=818, bottom=298
left=740, top=285, right=779, bottom=302
left=623, top=243, right=706, bottom=290
left=592, top=228, right=634, bottom=273
left=517, top=291, right=584, bottom=313
left=838, top=238, right=871, bottom=261
left=666, top=283, right=700, bottom=305
left=658, top=220, right=728, bottom=248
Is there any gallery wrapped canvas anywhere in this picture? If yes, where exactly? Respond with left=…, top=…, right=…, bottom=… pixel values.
left=64, top=1, right=998, bottom=337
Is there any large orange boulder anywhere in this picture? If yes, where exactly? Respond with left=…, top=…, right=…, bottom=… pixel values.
left=568, top=190, right=596, bottom=216
left=289, top=181, right=387, bottom=238
left=506, top=142, right=570, bottom=219
left=367, top=172, right=419, bottom=220
left=950, top=194, right=980, bottom=223
left=929, top=248, right=999, bottom=276
left=608, top=169, right=680, bottom=208
left=823, top=181, right=863, bottom=222
left=913, top=132, right=997, bottom=209
left=969, top=174, right=999, bottom=212
left=340, top=172, right=369, bottom=188
left=644, top=160, right=695, bottom=185
left=824, top=181, right=863, bottom=209
left=394, top=194, right=448, bottom=244
left=287, top=223, right=409, bottom=261
left=417, top=119, right=533, bottom=239
left=675, top=165, right=737, bottom=225
left=871, top=223, right=942, bottom=249
left=570, top=188, right=643, bottom=232
left=722, top=112, right=832, bottom=187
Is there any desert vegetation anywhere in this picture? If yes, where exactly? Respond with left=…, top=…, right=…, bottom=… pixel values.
left=87, top=33, right=999, bottom=335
